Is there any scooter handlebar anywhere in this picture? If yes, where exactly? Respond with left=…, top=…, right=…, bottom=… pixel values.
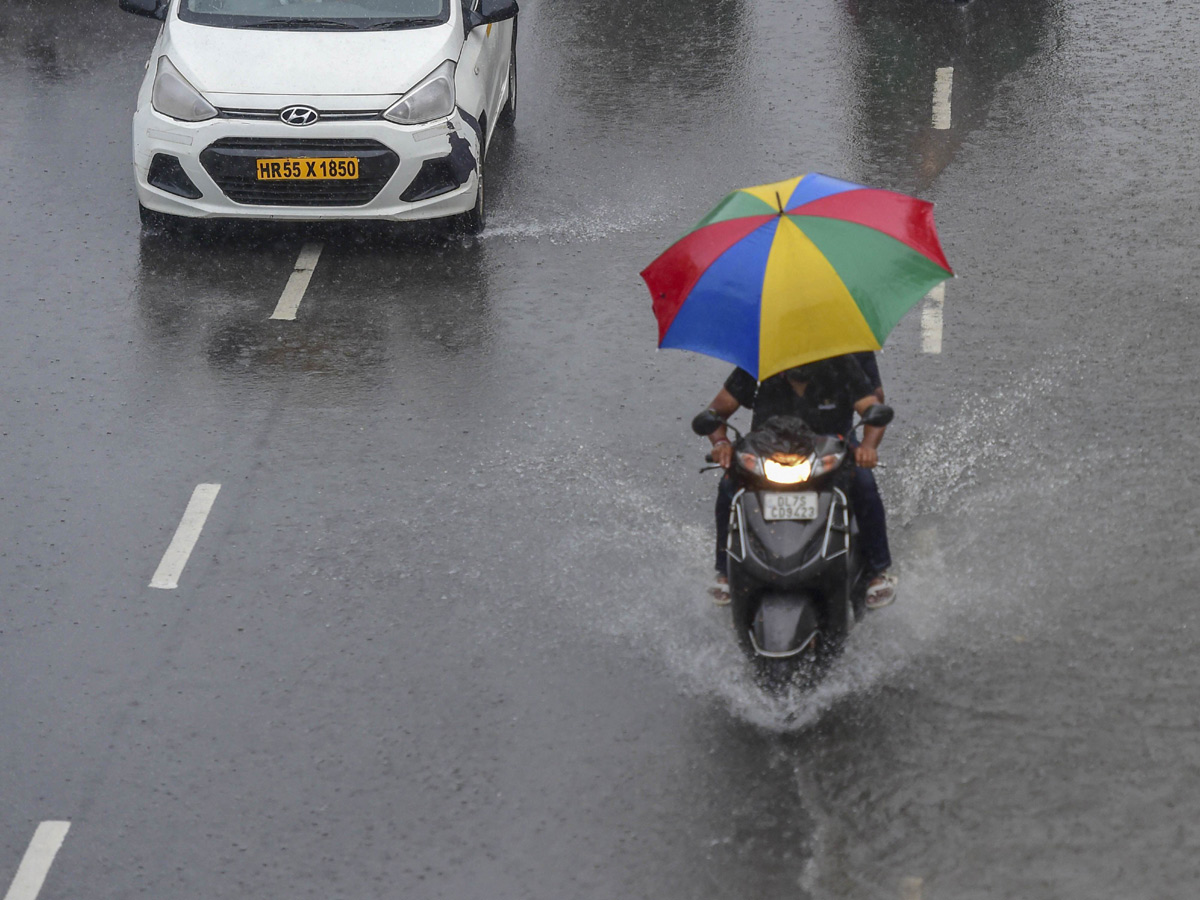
left=699, top=451, right=724, bottom=473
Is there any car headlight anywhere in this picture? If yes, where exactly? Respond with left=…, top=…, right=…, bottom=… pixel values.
left=152, top=56, right=217, bottom=122
left=383, top=60, right=457, bottom=125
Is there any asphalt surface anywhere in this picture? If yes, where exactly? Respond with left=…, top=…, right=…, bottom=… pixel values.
left=3, top=0, right=1200, bottom=897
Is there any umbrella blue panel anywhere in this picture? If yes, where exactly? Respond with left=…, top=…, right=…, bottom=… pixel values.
left=659, top=218, right=780, bottom=376
left=785, top=173, right=861, bottom=211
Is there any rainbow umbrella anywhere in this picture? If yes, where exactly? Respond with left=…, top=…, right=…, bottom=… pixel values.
left=642, top=173, right=953, bottom=380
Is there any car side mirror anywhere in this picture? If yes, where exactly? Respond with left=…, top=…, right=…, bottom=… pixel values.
left=860, top=404, right=894, bottom=428
left=466, top=0, right=518, bottom=30
left=691, top=409, right=725, bottom=437
left=119, top=0, right=167, bottom=20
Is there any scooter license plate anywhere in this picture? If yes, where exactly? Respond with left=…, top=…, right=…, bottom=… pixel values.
left=761, top=491, right=819, bottom=521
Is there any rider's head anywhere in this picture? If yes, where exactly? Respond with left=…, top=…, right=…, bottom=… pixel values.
left=784, top=363, right=820, bottom=387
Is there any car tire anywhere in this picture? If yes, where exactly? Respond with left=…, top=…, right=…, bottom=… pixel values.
left=499, top=21, right=517, bottom=127
left=455, top=161, right=485, bottom=235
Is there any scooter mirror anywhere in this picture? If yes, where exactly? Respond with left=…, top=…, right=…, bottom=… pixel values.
left=860, top=404, right=894, bottom=427
left=691, top=409, right=725, bottom=436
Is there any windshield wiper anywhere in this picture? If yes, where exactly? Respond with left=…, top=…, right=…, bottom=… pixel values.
left=243, top=17, right=359, bottom=29
left=362, top=17, right=444, bottom=29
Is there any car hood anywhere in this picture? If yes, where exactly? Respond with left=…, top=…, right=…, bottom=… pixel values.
left=163, top=17, right=461, bottom=96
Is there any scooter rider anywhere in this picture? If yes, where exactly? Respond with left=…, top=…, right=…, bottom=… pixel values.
left=704, top=352, right=897, bottom=609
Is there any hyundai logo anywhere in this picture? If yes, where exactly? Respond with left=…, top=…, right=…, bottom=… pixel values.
left=280, top=106, right=320, bottom=127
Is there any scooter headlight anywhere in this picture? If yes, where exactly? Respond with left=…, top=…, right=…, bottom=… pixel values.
left=737, top=451, right=764, bottom=477
left=809, top=450, right=846, bottom=477
left=763, top=455, right=812, bottom=485
left=761, top=450, right=845, bottom=485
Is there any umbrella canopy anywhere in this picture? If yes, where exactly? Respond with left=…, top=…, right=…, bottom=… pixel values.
left=642, top=173, right=953, bottom=380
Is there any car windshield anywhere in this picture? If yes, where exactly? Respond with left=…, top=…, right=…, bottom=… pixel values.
left=178, top=0, right=451, bottom=30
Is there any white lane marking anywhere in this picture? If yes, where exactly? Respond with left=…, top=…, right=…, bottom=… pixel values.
left=933, top=66, right=954, bottom=130
left=921, top=282, right=945, bottom=354
left=270, top=242, right=323, bottom=321
left=900, top=876, right=924, bottom=900
left=149, top=483, right=221, bottom=590
left=3, top=821, right=70, bottom=900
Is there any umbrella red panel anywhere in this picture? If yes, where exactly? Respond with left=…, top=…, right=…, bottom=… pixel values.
left=789, top=189, right=953, bottom=272
left=642, top=213, right=775, bottom=345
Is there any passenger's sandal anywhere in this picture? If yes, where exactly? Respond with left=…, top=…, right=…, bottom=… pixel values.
left=865, top=573, right=898, bottom=610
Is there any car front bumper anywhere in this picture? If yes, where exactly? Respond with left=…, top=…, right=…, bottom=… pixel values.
left=133, top=103, right=480, bottom=222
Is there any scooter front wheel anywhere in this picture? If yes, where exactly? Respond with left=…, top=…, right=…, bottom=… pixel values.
left=751, top=655, right=820, bottom=693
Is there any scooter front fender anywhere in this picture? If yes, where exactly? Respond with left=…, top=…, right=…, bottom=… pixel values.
left=749, top=591, right=820, bottom=657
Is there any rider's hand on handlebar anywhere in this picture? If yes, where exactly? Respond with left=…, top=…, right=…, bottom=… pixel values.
left=712, top=440, right=734, bottom=469
left=854, top=445, right=878, bottom=469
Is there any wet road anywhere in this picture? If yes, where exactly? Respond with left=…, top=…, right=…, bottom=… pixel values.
left=3, top=0, right=1200, bottom=897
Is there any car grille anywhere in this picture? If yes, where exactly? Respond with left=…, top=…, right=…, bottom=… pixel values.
left=217, top=108, right=383, bottom=122
left=199, top=138, right=399, bottom=206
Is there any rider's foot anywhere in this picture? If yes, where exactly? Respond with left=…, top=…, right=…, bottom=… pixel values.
left=865, top=572, right=898, bottom=610
left=710, top=573, right=731, bottom=606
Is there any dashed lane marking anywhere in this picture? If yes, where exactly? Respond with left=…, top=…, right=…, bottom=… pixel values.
left=922, top=64, right=953, bottom=354
left=933, top=66, right=954, bottom=130
left=900, top=876, right=924, bottom=900
left=270, top=242, right=323, bottom=321
left=3, top=821, right=70, bottom=900
left=921, top=282, right=945, bottom=354
left=149, top=483, right=221, bottom=590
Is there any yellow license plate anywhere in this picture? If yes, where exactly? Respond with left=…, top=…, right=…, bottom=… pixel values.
left=255, top=157, right=359, bottom=181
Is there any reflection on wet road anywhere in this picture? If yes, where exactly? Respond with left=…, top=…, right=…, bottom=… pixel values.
left=3, top=0, right=1200, bottom=898
left=845, top=0, right=1065, bottom=191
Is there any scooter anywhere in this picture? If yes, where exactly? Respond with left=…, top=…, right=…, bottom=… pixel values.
left=693, top=404, right=894, bottom=689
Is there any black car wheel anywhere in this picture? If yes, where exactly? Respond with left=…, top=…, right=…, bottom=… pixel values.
left=454, top=161, right=485, bottom=235
left=499, top=22, right=517, bottom=127
left=139, top=202, right=178, bottom=231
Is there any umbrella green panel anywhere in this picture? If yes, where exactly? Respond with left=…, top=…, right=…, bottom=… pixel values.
left=693, top=189, right=782, bottom=230
left=788, top=214, right=950, bottom=339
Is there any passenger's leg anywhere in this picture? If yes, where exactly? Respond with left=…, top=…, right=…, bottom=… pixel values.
left=851, top=467, right=897, bottom=608
left=851, top=466, right=891, bottom=576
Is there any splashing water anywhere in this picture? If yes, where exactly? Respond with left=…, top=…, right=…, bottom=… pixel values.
left=551, top=363, right=1094, bottom=729
left=482, top=203, right=672, bottom=242
left=496, top=446, right=949, bottom=733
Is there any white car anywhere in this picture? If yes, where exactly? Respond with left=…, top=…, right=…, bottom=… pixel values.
left=121, top=0, right=517, bottom=233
